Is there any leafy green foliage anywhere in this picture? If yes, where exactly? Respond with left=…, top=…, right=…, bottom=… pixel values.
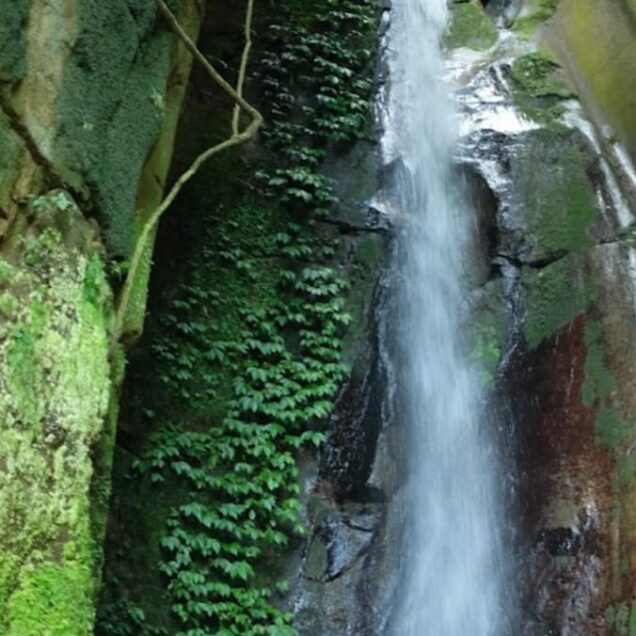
left=131, top=230, right=350, bottom=634
left=97, top=595, right=167, bottom=636
left=255, top=0, right=377, bottom=214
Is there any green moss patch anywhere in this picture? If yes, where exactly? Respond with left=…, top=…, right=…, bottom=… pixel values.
left=605, top=595, right=636, bottom=635
left=444, top=1, right=498, bottom=51
left=522, top=254, right=596, bottom=349
left=55, top=1, right=180, bottom=257
left=6, top=542, right=94, bottom=636
left=0, top=0, right=28, bottom=82
left=513, top=0, right=560, bottom=33
left=511, top=127, right=599, bottom=261
left=470, top=288, right=506, bottom=386
left=0, top=112, right=26, bottom=218
left=0, top=191, right=113, bottom=634
left=580, top=319, right=636, bottom=488
left=510, top=52, right=575, bottom=123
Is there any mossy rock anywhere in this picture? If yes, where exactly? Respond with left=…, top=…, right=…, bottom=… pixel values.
left=0, top=0, right=28, bottom=82
left=509, top=127, right=599, bottom=263
left=509, top=52, right=575, bottom=122
left=0, top=191, right=113, bottom=635
left=55, top=0, right=175, bottom=257
left=522, top=252, right=596, bottom=349
left=512, top=0, right=560, bottom=33
left=469, top=280, right=507, bottom=386
left=444, top=0, right=498, bottom=51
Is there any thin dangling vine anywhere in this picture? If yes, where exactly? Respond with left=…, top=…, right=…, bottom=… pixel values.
left=111, top=0, right=263, bottom=345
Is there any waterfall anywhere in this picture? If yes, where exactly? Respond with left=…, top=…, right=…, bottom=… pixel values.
left=385, top=1, right=508, bottom=634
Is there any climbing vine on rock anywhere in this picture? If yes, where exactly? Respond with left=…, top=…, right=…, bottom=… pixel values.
left=135, top=241, right=350, bottom=635
left=256, top=0, right=377, bottom=213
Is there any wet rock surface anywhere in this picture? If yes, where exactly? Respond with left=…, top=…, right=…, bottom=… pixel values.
left=455, top=27, right=636, bottom=635
left=292, top=2, right=636, bottom=634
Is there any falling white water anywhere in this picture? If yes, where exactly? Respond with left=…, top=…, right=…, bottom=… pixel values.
left=386, top=1, right=507, bottom=635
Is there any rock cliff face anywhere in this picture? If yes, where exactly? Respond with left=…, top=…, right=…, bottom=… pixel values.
left=0, top=1, right=200, bottom=632
left=291, top=0, right=636, bottom=633
left=465, top=1, right=636, bottom=631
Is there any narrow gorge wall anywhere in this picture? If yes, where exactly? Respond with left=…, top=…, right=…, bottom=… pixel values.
left=0, top=1, right=200, bottom=632
left=96, top=1, right=388, bottom=635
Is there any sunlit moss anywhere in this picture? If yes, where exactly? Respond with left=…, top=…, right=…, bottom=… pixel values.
left=0, top=191, right=113, bottom=634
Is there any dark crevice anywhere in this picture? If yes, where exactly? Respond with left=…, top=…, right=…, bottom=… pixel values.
left=316, top=214, right=391, bottom=236
left=0, top=94, right=86, bottom=204
left=494, top=250, right=569, bottom=271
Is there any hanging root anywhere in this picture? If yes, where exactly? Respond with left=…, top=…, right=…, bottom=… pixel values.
left=111, top=0, right=263, bottom=345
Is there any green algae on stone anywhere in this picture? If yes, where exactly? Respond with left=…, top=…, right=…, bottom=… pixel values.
left=472, top=321, right=502, bottom=386
left=606, top=602, right=630, bottom=636
left=0, top=111, right=25, bottom=216
left=444, top=1, right=498, bottom=51
left=5, top=532, right=95, bottom=636
left=0, top=191, right=113, bottom=634
left=579, top=319, right=636, bottom=487
left=510, top=52, right=575, bottom=123
left=89, top=342, right=127, bottom=581
left=522, top=253, right=595, bottom=349
left=469, top=282, right=507, bottom=386
left=513, top=0, right=560, bottom=33
left=604, top=600, right=636, bottom=636
left=471, top=316, right=504, bottom=387
left=582, top=320, right=615, bottom=407
left=511, top=127, right=598, bottom=262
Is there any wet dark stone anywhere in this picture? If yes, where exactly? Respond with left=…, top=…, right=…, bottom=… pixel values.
left=324, top=517, right=375, bottom=581
left=320, top=284, right=388, bottom=499
left=536, top=527, right=582, bottom=556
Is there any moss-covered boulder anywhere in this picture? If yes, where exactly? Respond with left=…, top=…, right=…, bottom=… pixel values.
left=499, top=127, right=603, bottom=264
left=444, top=0, right=498, bottom=50
left=0, top=1, right=202, bottom=630
left=509, top=52, right=575, bottom=123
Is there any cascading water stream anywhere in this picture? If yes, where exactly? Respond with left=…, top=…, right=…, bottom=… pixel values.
left=385, top=1, right=508, bottom=634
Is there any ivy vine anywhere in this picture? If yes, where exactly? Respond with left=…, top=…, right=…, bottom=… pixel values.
left=255, top=0, right=377, bottom=212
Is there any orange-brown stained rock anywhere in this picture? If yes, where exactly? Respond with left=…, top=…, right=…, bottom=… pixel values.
left=512, top=313, right=614, bottom=633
